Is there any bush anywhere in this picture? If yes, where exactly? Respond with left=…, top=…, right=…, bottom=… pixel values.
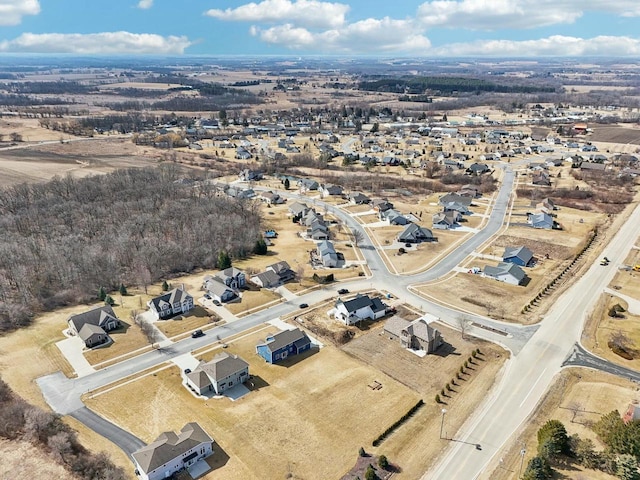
left=435, top=394, right=441, bottom=403
left=365, top=465, right=377, bottom=480
left=378, top=455, right=389, bottom=469
left=372, top=400, right=424, bottom=446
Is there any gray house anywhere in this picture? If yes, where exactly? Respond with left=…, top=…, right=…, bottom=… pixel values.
left=186, top=352, right=249, bottom=395
left=398, top=224, right=436, bottom=244
left=384, top=315, right=443, bottom=353
left=68, top=305, right=120, bottom=348
left=528, top=212, right=555, bottom=229
left=203, top=276, right=237, bottom=303
left=131, top=423, right=214, bottom=480
left=317, top=240, right=338, bottom=268
left=250, top=270, right=281, bottom=289
left=503, top=246, right=534, bottom=267
left=147, top=287, right=194, bottom=320
left=432, top=211, right=460, bottom=230
left=214, top=267, right=246, bottom=289
left=483, top=262, right=528, bottom=286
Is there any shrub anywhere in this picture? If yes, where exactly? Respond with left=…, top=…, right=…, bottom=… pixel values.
left=365, top=465, right=377, bottom=480
left=435, top=394, right=441, bottom=403
left=378, top=455, right=389, bottom=469
left=372, top=400, right=424, bottom=446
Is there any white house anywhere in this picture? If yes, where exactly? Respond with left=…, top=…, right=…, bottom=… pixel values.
left=334, top=295, right=387, bottom=325
left=131, top=423, right=214, bottom=480
left=317, top=240, right=338, bottom=268
left=483, top=262, right=528, bottom=286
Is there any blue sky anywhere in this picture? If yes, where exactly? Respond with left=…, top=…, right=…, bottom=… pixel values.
left=0, top=0, right=639, bottom=56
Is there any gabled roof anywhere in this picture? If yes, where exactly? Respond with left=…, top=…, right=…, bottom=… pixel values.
left=252, top=270, right=281, bottom=286
left=503, top=246, right=533, bottom=264
left=529, top=212, right=554, bottom=227
left=398, top=224, right=434, bottom=241
left=317, top=240, right=337, bottom=257
left=439, top=193, right=472, bottom=207
left=484, top=262, right=527, bottom=283
left=204, top=277, right=234, bottom=297
left=68, top=305, right=118, bottom=332
left=339, top=295, right=375, bottom=313
left=78, top=323, right=106, bottom=342
left=268, top=261, right=292, bottom=275
left=197, top=352, right=249, bottom=382
left=132, top=423, right=213, bottom=474
left=149, top=287, right=192, bottom=312
left=257, top=328, right=310, bottom=353
left=288, top=201, right=309, bottom=216
left=405, top=318, right=440, bottom=342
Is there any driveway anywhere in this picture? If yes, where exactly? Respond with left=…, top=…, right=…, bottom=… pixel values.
left=70, top=407, right=145, bottom=456
left=56, top=336, right=96, bottom=377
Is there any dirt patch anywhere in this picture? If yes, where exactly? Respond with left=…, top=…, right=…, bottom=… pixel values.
left=589, top=125, right=640, bottom=145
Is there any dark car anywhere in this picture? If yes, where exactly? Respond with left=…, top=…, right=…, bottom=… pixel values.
left=299, top=303, right=309, bottom=309
left=337, top=288, right=349, bottom=294
left=191, top=329, right=204, bottom=338
left=184, top=368, right=191, bottom=375
left=213, top=299, right=221, bottom=306
left=204, top=294, right=211, bottom=300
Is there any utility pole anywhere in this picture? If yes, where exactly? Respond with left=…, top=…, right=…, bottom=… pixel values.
left=518, top=446, right=526, bottom=478
left=440, top=408, right=447, bottom=439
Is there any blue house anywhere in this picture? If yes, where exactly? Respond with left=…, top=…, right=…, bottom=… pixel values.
left=256, top=328, right=312, bottom=364
left=502, top=246, right=534, bottom=267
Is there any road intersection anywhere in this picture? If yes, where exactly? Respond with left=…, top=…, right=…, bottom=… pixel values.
left=36, top=165, right=640, bottom=478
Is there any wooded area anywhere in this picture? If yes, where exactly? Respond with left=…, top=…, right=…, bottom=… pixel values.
left=0, top=166, right=263, bottom=332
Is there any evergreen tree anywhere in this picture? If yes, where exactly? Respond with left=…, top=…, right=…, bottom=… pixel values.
left=119, top=283, right=127, bottom=296
left=364, top=465, right=377, bottom=480
left=617, top=454, right=640, bottom=480
left=284, top=178, right=290, bottom=190
left=104, top=295, right=115, bottom=306
left=98, top=286, right=106, bottom=301
left=522, top=456, right=552, bottom=480
left=537, top=420, right=570, bottom=458
left=378, top=455, right=388, bottom=469
left=253, top=238, right=268, bottom=255
left=162, top=280, right=169, bottom=291
left=218, top=251, right=232, bottom=269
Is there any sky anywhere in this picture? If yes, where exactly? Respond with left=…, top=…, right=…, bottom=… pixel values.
left=0, top=0, right=639, bottom=57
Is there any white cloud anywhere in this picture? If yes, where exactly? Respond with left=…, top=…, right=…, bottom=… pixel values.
left=253, top=17, right=431, bottom=53
left=0, top=0, right=40, bottom=26
left=0, top=32, right=193, bottom=55
left=205, top=0, right=349, bottom=29
left=417, top=0, right=640, bottom=30
left=430, top=35, right=640, bottom=56
left=137, top=0, right=153, bottom=9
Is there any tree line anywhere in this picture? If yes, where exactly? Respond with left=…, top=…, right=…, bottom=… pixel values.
left=0, top=377, right=126, bottom=479
left=359, top=76, right=557, bottom=95
left=0, top=166, right=263, bottom=333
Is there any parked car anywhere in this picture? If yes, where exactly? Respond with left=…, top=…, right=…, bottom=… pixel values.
left=191, top=329, right=204, bottom=338
left=337, top=288, right=349, bottom=294
left=213, top=300, right=221, bottom=306
left=204, top=294, right=211, bottom=300
left=184, top=368, right=191, bottom=374
left=299, top=303, right=309, bottom=309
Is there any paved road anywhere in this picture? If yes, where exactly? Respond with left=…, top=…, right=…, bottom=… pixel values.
left=425, top=201, right=640, bottom=480
left=70, top=407, right=145, bottom=455
left=563, top=343, right=640, bottom=383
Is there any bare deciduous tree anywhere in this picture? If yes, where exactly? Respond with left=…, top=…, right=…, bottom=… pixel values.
left=457, top=316, right=470, bottom=340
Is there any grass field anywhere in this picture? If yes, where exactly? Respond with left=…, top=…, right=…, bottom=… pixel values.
left=0, top=439, right=77, bottom=480
left=484, top=369, right=635, bottom=480
left=85, top=328, right=422, bottom=480
left=154, top=306, right=221, bottom=338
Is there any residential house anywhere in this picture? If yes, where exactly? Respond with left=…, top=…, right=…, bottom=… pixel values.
left=266, top=261, right=296, bottom=283
left=380, top=209, right=411, bottom=226
left=203, top=275, right=238, bottom=304
left=213, top=267, right=246, bottom=289
left=297, top=178, right=319, bottom=191
left=458, top=184, right=480, bottom=198
left=623, top=404, right=640, bottom=424
left=258, top=191, right=284, bottom=205
left=528, top=212, right=555, bottom=230
left=372, top=198, right=394, bottom=212
left=131, top=423, right=214, bottom=480
left=308, top=224, right=330, bottom=241
left=250, top=270, right=282, bottom=289
left=384, top=314, right=443, bottom=353
left=147, top=287, right=194, bottom=320
left=321, top=184, right=343, bottom=196
left=580, top=162, right=607, bottom=172
left=502, top=246, right=534, bottom=267
left=68, top=305, right=120, bottom=348
left=536, top=198, right=556, bottom=214
left=288, top=201, right=310, bottom=221
left=532, top=171, right=551, bottom=187
left=350, top=192, right=371, bottom=205
left=235, top=147, right=252, bottom=160
left=432, top=211, right=460, bottom=230
left=334, top=295, right=387, bottom=325
left=317, top=240, right=338, bottom=268
left=398, top=224, right=437, bottom=243
left=238, top=169, right=263, bottom=181
left=439, top=193, right=472, bottom=208
left=442, top=201, right=471, bottom=215
left=255, top=328, right=312, bottom=364
left=186, top=352, right=249, bottom=395
left=483, top=262, right=528, bottom=286
left=466, top=163, right=490, bottom=175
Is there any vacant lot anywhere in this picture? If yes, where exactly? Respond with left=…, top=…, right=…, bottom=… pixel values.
left=484, top=369, right=635, bottom=480
left=85, top=328, right=421, bottom=480
left=589, top=125, right=640, bottom=146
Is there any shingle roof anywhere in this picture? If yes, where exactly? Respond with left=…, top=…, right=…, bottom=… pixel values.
left=78, top=323, right=106, bottom=342
left=252, top=270, right=281, bottom=287
left=148, top=287, right=192, bottom=312
left=68, top=305, right=118, bottom=333
left=132, top=423, right=213, bottom=474
left=204, top=278, right=233, bottom=297
left=257, top=328, right=310, bottom=353
left=439, top=193, right=472, bottom=207
left=199, top=353, right=249, bottom=381
left=484, top=262, right=527, bottom=282
left=503, top=246, right=533, bottom=264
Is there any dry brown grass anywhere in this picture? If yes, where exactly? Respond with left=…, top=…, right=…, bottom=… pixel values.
left=154, top=306, right=221, bottom=338
left=483, top=369, right=636, bottom=480
left=226, top=289, right=282, bottom=315
left=0, top=438, right=78, bottom=480
left=83, top=321, right=151, bottom=367
left=85, top=329, right=422, bottom=480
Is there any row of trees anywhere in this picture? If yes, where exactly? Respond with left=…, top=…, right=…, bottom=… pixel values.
left=0, top=377, right=126, bottom=479
left=523, top=414, right=640, bottom=480
left=0, top=166, right=263, bottom=333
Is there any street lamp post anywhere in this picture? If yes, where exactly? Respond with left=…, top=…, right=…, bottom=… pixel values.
left=440, top=408, right=447, bottom=439
left=518, top=447, right=526, bottom=478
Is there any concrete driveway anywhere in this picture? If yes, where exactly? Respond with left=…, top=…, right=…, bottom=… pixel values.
left=56, top=336, right=95, bottom=377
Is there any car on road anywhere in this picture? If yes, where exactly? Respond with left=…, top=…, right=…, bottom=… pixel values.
left=337, top=288, right=349, bottom=294
left=191, top=329, right=204, bottom=338
left=184, top=368, right=191, bottom=374
left=299, top=303, right=309, bottom=309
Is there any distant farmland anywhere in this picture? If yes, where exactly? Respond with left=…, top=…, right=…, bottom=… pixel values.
left=589, top=125, right=640, bottom=145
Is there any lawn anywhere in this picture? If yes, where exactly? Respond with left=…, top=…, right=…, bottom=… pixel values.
left=83, top=321, right=151, bottom=367
left=226, top=288, right=283, bottom=316
left=483, top=369, right=635, bottom=480
left=154, top=305, right=221, bottom=338
left=85, top=329, right=422, bottom=480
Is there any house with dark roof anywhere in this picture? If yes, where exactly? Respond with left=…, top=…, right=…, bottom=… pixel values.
left=317, top=240, right=338, bottom=268
left=372, top=198, right=394, bottom=212
left=334, top=295, right=387, bottom=325
left=250, top=270, right=281, bottom=289
left=483, top=262, right=528, bottom=286
left=297, top=178, right=319, bottom=191
left=466, top=163, right=490, bottom=175
left=186, top=352, right=249, bottom=396
left=350, top=192, right=371, bottom=205
left=458, top=184, right=480, bottom=198
left=536, top=198, right=556, bottom=214
left=398, top=224, right=436, bottom=244
left=532, top=171, right=551, bottom=187
left=439, top=193, right=472, bottom=208
left=503, top=246, right=534, bottom=267
left=266, top=261, right=295, bottom=283
left=255, top=328, right=312, bottom=364
left=147, top=287, right=194, bottom=320
left=203, top=276, right=237, bottom=304
left=67, top=305, right=120, bottom=348
left=213, top=267, right=246, bottom=290
left=384, top=314, right=443, bottom=353
left=288, top=201, right=310, bottom=221
left=238, top=169, right=263, bottom=181
left=321, top=184, right=343, bottom=196
left=131, top=423, right=214, bottom=480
